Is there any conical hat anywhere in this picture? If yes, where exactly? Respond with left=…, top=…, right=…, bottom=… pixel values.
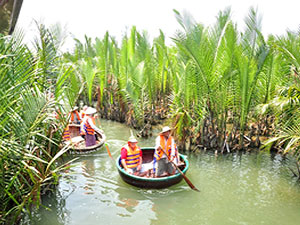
left=160, top=126, right=171, bottom=134
left=85, top=107, right=97, bottom=115
left=128, top=136, right=138, bottom=143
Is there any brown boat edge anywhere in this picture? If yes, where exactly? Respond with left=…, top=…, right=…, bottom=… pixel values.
left=65, top=124, right=106, bottom=154
left=116, top=147, right=189, bottom=189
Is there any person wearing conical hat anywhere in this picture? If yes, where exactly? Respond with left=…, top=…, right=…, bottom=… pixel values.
left=120, top=135, right=143, bottom=175
left=69, top=106, right=81, bottom=124
left=81, top=107, right=102, bottom=147
left=153, top=126, right=179, bottom=177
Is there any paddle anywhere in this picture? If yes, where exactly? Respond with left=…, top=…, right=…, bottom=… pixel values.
left=160, top=148, right=200, bottom=192
left=105, top=143, right=114, bottom=163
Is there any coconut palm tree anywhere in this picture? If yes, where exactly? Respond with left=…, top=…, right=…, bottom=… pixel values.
left=171, top=8, right=239, bottom=148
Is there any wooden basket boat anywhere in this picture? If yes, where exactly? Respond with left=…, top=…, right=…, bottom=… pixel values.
left=66, top=124, right=106, bottom=153
left=116, top=147, right=189, bottom=189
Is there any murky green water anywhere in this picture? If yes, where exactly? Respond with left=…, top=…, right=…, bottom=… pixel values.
left=22, top=120, right=300, bottom=225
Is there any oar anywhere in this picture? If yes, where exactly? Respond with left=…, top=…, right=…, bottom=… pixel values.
left=161, top=148, right=200, bottom=192
left=94, top=129, right=115, bottom=165
left=105, top=143, right=114, bottom=163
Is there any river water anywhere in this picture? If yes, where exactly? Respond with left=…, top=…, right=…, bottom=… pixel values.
left=22, top=120, right=300, bottom=225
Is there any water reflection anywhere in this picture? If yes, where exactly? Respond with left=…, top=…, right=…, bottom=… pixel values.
left=116, top=187, right=150, bottom=215
left=81, top=159, right=96, bottom=195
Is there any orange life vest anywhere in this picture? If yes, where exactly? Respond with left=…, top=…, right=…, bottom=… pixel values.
left=80, top=111, right=86, bottom=119
left=123, top=144, right=141, bottom=168
left=70, top=111, right=81, bottom=123
left=154, top=135, right=175, bottom=160
left=63, top=126, right=71, bottom=140
left=83, top=116, right=96, bottom=135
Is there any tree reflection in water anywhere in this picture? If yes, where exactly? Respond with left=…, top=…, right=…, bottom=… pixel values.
left=81, top=159, right=96, bottom=195
left=20, top=188, right=70, bottom=225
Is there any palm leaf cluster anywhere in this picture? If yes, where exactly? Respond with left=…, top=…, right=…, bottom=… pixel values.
left=170, top=8, right=272, bottom=149
left=0, top=24, right=80, bottom=223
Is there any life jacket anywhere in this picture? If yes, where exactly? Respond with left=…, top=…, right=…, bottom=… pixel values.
left=63, top=126, right=71, bottom=140
left=80, top=111, right=86, bottom=119
left=123, top=144, right=141, bottom=168
left=83, top=116, right=96, bottom=135
left=154, top=135, right=175, bottom=161
left=70, top=111, right=81, bottom=123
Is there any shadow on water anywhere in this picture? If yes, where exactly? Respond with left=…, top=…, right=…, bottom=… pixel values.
left=20, top=120, right=300, bottom=225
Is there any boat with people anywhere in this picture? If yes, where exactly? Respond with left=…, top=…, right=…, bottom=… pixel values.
left=116, top=147, right=189, bottom=189
left=62, top=106, right=106, bottom=153
left=66, top=123, right=106, bottom=153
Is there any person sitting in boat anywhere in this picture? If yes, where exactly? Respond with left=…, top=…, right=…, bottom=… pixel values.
left=153, top=126, right=180, bottom=177
left=120, top=136, right=143, bottom=175
left=69, top=106, right=81, bottom=124
left=81, top=107, right=102, bottom=147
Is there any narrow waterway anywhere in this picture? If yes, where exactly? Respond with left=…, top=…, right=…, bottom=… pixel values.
left=22, top=120, right=300, bottom=225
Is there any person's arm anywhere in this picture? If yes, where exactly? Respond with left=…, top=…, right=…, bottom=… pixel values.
left=155, top=136, right=161, bottom=150
left=80, top=118, right=86, bottom=135
left=121, top=148, right=129, bottom=172
left=88, top=117, right=102, bottom=134
left=171, top=138, right=179, bottom=164
left=170, top=138, right=175, bottom=157
left=137, top=148, right=143, bottom=171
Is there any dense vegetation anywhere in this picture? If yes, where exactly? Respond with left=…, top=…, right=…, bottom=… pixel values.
left=65, top=8, right=300, bottom=157
left=1, top=7, right=300, bottom=224
left=0, top=24, right=81, bottom=223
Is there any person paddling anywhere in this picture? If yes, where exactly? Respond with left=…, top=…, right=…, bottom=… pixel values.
left=153, top=126, right=179, bottom=177
left=120, top=136, right=143, bottom=175
left=81, top=107, right=102, bottom=147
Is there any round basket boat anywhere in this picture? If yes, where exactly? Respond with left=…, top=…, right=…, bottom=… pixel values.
left=66, top=124, right=106, bottom=153
left=116, top=147, right=189, bottom=189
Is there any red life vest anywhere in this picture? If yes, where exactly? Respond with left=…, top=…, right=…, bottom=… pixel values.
left=83, top=116, right=96, bottom=135
left=154, top=135, right=174, bottom=160
left=123, top=144, right=141, bottom=168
